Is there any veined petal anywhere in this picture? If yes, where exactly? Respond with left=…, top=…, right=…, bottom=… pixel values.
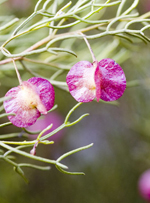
left=66, top=61, right=96, bottom=102
left=4, top=77, right=55, bottom=128
left=99, top=58, right=126, bottom=101
left=93, top=61, right=101, bottom=102
left=27, top=77, right=55, bottom=111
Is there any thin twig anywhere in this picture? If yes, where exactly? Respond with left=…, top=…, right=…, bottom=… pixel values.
left=0, top=22, right=107, bottom=65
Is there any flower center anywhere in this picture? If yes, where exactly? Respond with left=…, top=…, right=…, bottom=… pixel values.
left=17, top=82, right=47, bottom=115
left=83, top=67, right=96, bottom=91
left=18, top=85, right=38, bottom=109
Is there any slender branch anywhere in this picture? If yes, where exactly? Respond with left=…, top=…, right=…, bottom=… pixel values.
left=79, top=32, right=96, bottom=61
left=1, top=47, right=22, bottom=84
left=0, top=22, right=107, bottom=65
left=0, top=142, right=67, bottom=169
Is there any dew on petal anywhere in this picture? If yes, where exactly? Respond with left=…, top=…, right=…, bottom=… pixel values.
left=66, top=61, right=97, bottom=102
left=4, top=77, right=55, bottom=128
left=99, top=58, right=126, bottom=101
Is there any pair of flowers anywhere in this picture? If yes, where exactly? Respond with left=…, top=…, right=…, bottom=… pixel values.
left=4, top=58, right=126, bottom=128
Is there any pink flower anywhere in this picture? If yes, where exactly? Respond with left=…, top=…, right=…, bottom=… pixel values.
left=138, top=169, right=150, bottom=201
left=66, top=58, right=126, bottom=102
left=4, top=77, right=55, bottom=128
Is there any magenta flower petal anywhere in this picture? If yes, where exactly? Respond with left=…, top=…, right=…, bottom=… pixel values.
left=27, top=77, right=55, bottom=111
left=98, top=58, right=126, bottom=101
left=138, top=170, right=150, bottom=201
left=66, top=61, right=97, bottom=102
left=4, top=77, right=55, bottom=128
left=94, top=62, right=101, bottom=102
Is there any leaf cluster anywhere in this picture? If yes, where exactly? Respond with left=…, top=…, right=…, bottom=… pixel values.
left=0, top=0, right=149, bottom=181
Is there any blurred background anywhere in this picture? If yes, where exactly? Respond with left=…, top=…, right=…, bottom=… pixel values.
left=0, top=0, right=150, bottom=202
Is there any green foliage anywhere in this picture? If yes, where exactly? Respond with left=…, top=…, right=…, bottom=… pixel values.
left=0, top=0, right=150, bottom=182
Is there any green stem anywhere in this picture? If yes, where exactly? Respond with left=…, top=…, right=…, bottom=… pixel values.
left=57, top=143, right=93, bottom=162
left=0, top=122, right=12, bottom=128
left=0, top=142, right=67, bottom=169
left=37, top=124, right=53, bottom=140
left=55, top=143, right=93, bottom=175
left=40, top=123, right=66, bottom=141
left=0, top=112, right=15, bottom=118
left=79, top=32, right=96, bottom=61
left=1, top=140, right=54, bottom=145
left=64, top=102, right=82, bottom=124
left=19, top=163, right=51, bottom=170
left=0, top=133, right=27, bottom=139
